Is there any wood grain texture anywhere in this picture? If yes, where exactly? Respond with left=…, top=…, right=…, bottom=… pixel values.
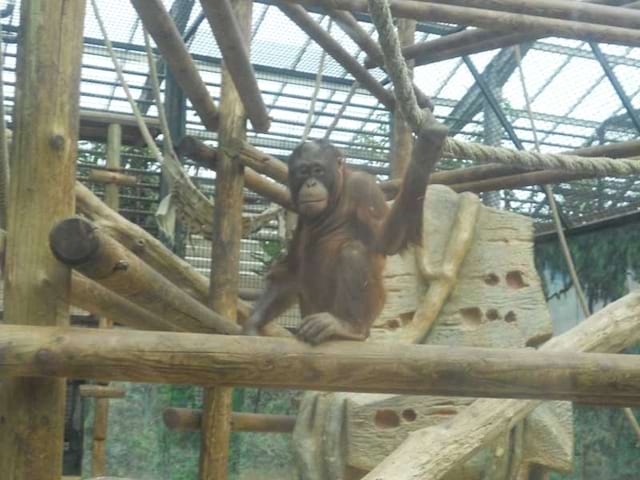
left=200, top=0, right=254, bottom=476
left=49, top=217, right=241, bottom=335
left=2, top=325, right=640, bottom=405
left=0, top=1, right=86, bottom=479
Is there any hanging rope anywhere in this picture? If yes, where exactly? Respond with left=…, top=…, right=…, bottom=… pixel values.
left=514, top=44, right=640, bottom=443
left=303, top=18, right=332, bottom=141
left=367, top=0, right=640, bottom=177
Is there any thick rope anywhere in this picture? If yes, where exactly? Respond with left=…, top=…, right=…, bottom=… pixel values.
left=367, top=0, right=425, bottom=132
left=367, top=0, right=640, bottom=177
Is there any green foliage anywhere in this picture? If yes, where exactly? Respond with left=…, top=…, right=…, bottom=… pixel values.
left=535, top=222, right=640, bottom=307
left=251, top=239, right=286, bottom=276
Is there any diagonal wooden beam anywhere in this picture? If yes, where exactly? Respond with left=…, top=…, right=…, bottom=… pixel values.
left=276, top=1, right=396, bottom=110
left=130, top=0, right=219, bottom=131
left=363, top=288, right=640, bottom=480
left=324, top=7, right=432, bottom=109
left=199, top=0, right=271, bottom=132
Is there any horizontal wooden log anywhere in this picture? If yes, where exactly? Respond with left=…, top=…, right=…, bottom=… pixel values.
left=49, top=216, right=240, bottom=335
left=130, top=0, right=219, bottom=131
left=276, top=1, right=396, bottom=110
left=422, top=0, right=640, bottom=31
left=74, top=182, right=255, bottom=322
left=290, top=0, right=640, bottom=46
left=79, top=110, right=161, bottom=146
left=88, top=169, right=138, bottom=187
left=3, top=325, right=640, bottom=405
left=163, top=407, right=296, bottom=433
left=385, top=1, right=640, bottom=67
left=177, top=136, right=293, bottom=209
left=200, top=0, right=271, bottom=132
left=79, top=385, right=126, bottom=399
left=393, top=31, right=535, bottom=68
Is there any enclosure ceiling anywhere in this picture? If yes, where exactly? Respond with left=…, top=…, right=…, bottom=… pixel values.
left=1, top=0, right=640, bottom=231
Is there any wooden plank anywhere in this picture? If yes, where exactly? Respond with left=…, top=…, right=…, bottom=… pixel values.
left=363, top=288, right=640, bottom=480
left=0, top=1, right=86, bottom=479
left=3, top=325, right=640, bottom=405
left=49, top=216, right=241, bottom=335
left=200, top=0, right=271, bottom=132
left=164, top=408, right=296, bottom=433
left=130, top=0, right=219, bottom=131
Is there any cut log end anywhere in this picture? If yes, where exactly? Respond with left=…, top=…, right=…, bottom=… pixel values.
left=50, top=217, right=100, bottom=266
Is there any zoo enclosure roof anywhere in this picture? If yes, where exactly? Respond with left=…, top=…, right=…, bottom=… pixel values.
left=1, top=0, right=639, bottom=232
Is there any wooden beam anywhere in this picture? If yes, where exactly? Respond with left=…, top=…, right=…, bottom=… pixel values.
left=129, top=0, right=219, bottom=131
left=0, top=1, right=86, bottom=479
left=0, top=227, right=176, bottom=332
left=276, top=1, right=396, bottom=110
left=375, top=31, right=536, bottom=68
left=177, top=136, right=293, bottom=209
left=71, top=272, right=182, bottom=331
left=88, top=169, right=138, bottom=187
left=422, top=0, right=640, bottom=31
left=74, top=182, right=254, bottom=321
left=289, top=0, right=640, bottom=47
left=380, top=0, right=640, bottom=68
left=78, top=109, right=161, bottom=145
left=3, top=325, right=640, bottom=405
left=200, top=0, right=254, bottom=476
left=79, top=385, right=126, bottom=399
left=325, top=8, right=432, bottom=109
left=49, top=216, right=241, bottom=335
left=362, top=288, right=640, bottom=480
left=163, top=408, right=296, bottom=433
left=74, top=182, right=290, bottom=337
left=200, top=0, right=271, bottom=132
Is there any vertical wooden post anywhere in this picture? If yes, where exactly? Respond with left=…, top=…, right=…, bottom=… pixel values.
left=91, top=123, right=121, bottom=477
left=198, top=0, right=253, bottom=478
left=0, top=1, right=86, bottom=479
left=390, top=18, right=415, bottom=179
left=104, top=123, right=122, bottom=211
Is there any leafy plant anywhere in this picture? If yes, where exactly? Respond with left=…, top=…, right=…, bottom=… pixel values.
left=251, top=238, right=286, bottom=276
